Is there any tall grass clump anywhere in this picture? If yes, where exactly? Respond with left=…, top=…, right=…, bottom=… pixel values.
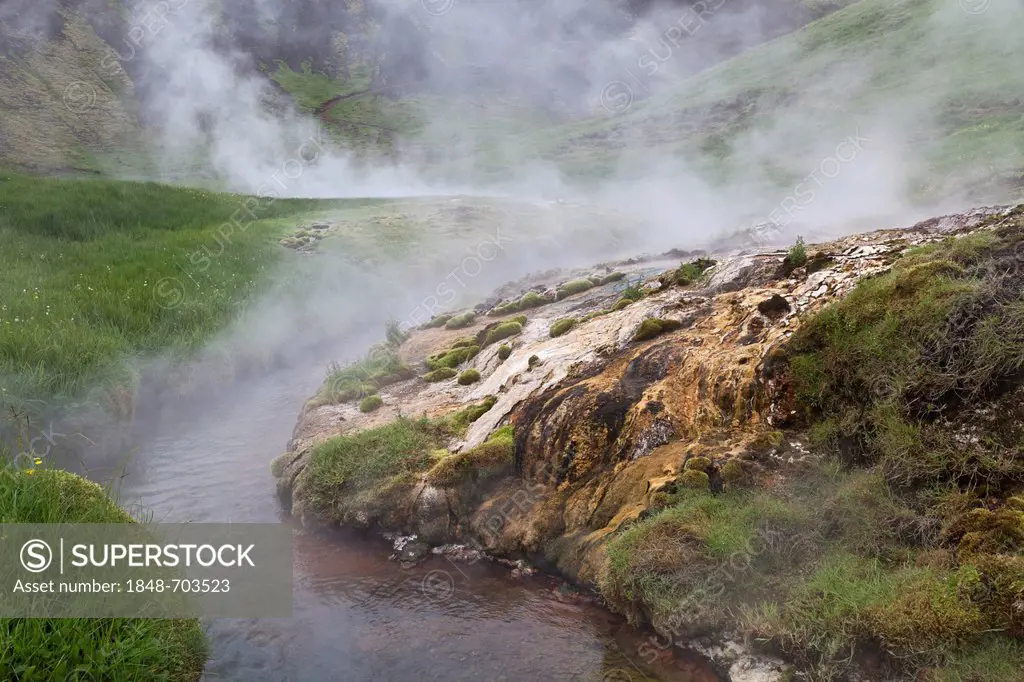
left=0, top=172, right=345, bottom=416
left=0, top=463, right=206, bottom=681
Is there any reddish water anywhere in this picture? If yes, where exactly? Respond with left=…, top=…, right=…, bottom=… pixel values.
left=113, top=333, right=721, bottom=682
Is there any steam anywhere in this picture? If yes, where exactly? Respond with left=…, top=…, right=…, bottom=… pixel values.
left=4, top=0, right=1023, bottom=446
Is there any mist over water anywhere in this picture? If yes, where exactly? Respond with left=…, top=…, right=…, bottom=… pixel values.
left=3, top=0, right=1023, bottom=679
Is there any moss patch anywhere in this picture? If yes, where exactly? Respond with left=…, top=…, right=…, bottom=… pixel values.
left=426, top=425, right=515, bottom=488
left=444, top=311, right=477, bottom=329
left=483, top=320, right=524, bottom=347
left=424, top=313, right=453, bottom=328
left=549, top=317, right=578, bottom=338
left=438, top=396, right=498, bottom=436
left=425, top=344, right=480, bottom=371
left=556, top=278, right=595, bottom=300
left=424, top=367, right=458, bottom=382
left=359, top=395, right=383, bottom=413
left=684, top=456, right=712, bottom=472
left=458, top=369, right=481, bottom=385
left=632, top=318, right=683, bottom=342
left=517, top=291, right=548, bottom=310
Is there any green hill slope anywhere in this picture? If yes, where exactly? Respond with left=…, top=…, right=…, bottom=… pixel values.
left=8, top=0, right=1020, bottom=205
left=507, top=0, right=1024, bottom=201
left=0, top=14, right=142, bottom=174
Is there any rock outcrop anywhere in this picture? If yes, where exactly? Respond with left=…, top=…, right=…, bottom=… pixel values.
left=274, top=204, right=1024, bottom=681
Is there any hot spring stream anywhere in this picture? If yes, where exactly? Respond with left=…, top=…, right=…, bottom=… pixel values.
left=111, top=350, right=723, bottom=682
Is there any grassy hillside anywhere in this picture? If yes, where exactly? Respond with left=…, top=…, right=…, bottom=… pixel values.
left=0, top=172, right=353, bottom=413
left=0, top=14, right=144, bottom=175
left=513, top=0, right=1024, bottom=199
left=5, top=0, right=1020, bottom=205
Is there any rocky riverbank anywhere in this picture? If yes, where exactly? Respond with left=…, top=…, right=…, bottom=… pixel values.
left=274, top=205, right=1024, bottom=681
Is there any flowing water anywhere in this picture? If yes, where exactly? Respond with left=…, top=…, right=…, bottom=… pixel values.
left=109, top=352, right=722, bottom=682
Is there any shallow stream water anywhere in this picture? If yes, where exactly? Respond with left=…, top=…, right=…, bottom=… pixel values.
left=112, top=353, right=721, bottom=682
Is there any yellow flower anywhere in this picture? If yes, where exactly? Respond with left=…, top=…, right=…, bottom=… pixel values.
left=25, top=469, right=34, bottom=476
left=33, top=458, right=42, bottom=465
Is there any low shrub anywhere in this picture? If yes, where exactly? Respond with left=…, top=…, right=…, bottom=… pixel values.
left=385, top=319, right=409, bottom=346
left=621, top=285, right=645, bottom=301
left=497, top=344, right=512, bottom=361
left=788, top=236, right=808, bottom=269
left=674, top=258, right=717, bottom=286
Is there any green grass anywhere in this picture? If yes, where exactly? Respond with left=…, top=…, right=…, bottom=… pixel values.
left=302, top=416, right=444, bottom=518
left=0, top=172, right=347, bottom=414
left=268, top=62, right=424, bottom=156
left=313, top=340, right=414, bottom=407
left=787, top=222, right=1024, bottom=487
left=425, top=425, right=515, bottom=488
left=602, top=489, right=811, bottom=619
left=930, top=637, right=1024, bottom=682
left=506, top=0, right=1024, bottom=199
left=710, top=215, right=1024, bottom=678
left=743, top=553, right=1018, bottom=675
left=0, top=466, right=206, bottom=681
